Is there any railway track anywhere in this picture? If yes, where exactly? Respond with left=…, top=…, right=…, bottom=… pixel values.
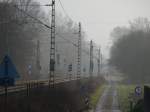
left=0, top=76, right=79, bottom=95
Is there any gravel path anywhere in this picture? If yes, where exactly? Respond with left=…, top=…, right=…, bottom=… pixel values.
left=94, top=84, right=121, bottom=112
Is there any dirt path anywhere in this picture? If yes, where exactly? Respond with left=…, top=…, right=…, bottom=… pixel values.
left=111, top=85, right=121, bottom=112
left=94, top=84, right=121, bottom=112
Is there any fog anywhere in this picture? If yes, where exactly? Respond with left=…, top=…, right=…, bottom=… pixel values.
left=1, top=0, right=150, bottom=83
left=109, top=18, right=150, bottom=84
left=0, top=0, right=101, bottom=80
left=38, top=0, right=150, bottom=59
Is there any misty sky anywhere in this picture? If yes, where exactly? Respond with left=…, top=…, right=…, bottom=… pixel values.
left=37, top=0, right=150, bottom=58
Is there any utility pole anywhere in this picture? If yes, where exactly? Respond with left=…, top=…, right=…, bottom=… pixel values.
left=97, top=47, right=101, bottom=76
left=100, top=53, right=103, bottom=75
left=77, top=22, right=82, bottom=80
left=89, top=40, right=94, bottom=77
left=49, top=0, right=55, bottom=87
left=36, top=40, right=41, bottom=78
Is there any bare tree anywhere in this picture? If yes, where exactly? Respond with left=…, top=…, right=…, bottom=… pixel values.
left=0, top=0, right=47, bottom=80
left=109, top=17, right=150, bottom=84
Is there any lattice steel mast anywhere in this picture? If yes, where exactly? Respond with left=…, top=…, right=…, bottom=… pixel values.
left=97, top=47, right=101, bottom=76
left=89, top=40, right=94, bottom=77
left=77, top=22, right=82, bottom=80
left=49, top=0, right=55, bottom=87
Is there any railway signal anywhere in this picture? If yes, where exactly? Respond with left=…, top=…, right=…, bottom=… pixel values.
left=28, top=64, right=32, bottom=76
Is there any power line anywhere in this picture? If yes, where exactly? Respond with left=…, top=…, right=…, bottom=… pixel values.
left=12, top=3, right=81, bottom=53
left=14, top=4, right=52, bottom=7
left=56, top=34, right=98, bottom=60
left=56, top=34, right=78, bottom=47
left=13, top=1, right=55, bottom=87
left=58, top=0, right=72, bottom=20
left=12, top=2, right=99, bottom=61
left=13, top=5, right=51, bottom=29
left=12, top=1, right=98, bottom=58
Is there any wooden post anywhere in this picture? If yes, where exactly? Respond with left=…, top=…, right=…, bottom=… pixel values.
left=26, top=82, right=31, bottom=112
left=130, top=101, right=133, bottom=112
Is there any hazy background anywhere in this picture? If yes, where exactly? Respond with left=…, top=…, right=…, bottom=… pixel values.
left=37, top=0, right=150, bottom=58
left=0, top=0, right=150, bottom=82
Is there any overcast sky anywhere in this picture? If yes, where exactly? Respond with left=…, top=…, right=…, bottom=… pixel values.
left=37, top=0, right=150, bottom=58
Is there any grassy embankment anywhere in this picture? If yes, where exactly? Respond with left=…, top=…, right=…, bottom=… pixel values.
left=90, top=85, right=106, bottom=109
left=117, top=85, right=138, bottom=112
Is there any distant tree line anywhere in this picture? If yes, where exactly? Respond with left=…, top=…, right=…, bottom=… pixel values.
left=109, top=17, right=150, bottom=83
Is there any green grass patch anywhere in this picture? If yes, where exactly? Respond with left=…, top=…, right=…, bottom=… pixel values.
left=117, top=85, right=136, bottom=112
left=90, top=85, right=105, bottom=108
